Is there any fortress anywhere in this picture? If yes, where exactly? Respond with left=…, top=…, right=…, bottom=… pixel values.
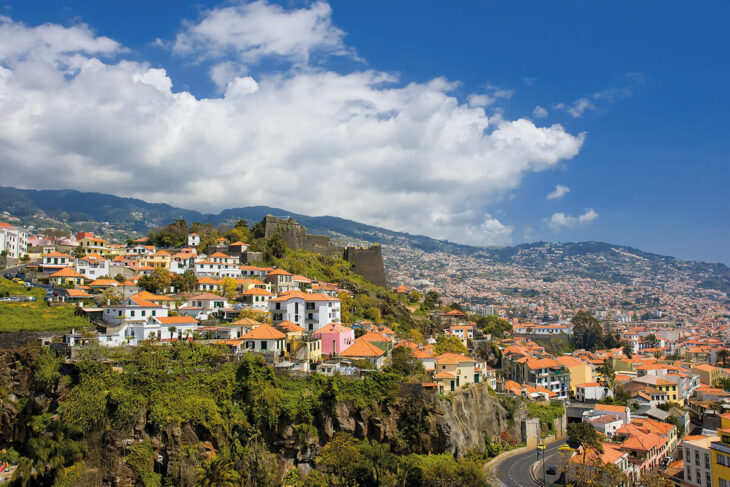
left=262, top=215, right=387, bottom=287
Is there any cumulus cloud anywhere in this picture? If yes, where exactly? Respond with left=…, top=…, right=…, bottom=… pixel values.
left=567, top=98, right=594, bottom=118
left=172, top=0, right=352, bottom=65
left=532, top=105, right=548, bottom=118
left=548, top=209, right=598, bottom=231
left=546, top=184, right=570, bottom=200
left=0, top=10, right=586, bottom=246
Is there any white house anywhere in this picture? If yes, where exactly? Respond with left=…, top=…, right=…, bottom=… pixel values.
left=169, top=252, right=196, bottom=274
left=575, top=382, right=609, bottom=402
left=0, top=222, right=28, bottom=259
left=194, top=259, right=242, bottom=279
left=76, top=253, right=110, bottom=281
left=123, top=316, right=199, bottom=344
left=240, top=324, right=286, bottom=354
left=41, top=251, right=74, bottom=273
left=588, top=414, right=623, bottom=438
left=179, top=293, right=229, bottom=320
left=269, top=290, right=341, bottom=332
left=187, top=233, right=200, bottom=247
left=241, top=287, right=273, bottom=311
left=102, top=295, right=168, bottom=326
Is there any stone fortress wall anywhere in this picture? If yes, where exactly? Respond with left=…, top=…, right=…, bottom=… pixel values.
left=262, top=215, right=387, bottom=287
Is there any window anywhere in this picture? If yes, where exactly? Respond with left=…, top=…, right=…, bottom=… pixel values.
left=696, top=451, right=700, bottom=465
left=705, top=453, right=710, bottom=469
left=130, top=311, right=135, bottom=317
left=707, top=474, right=711, bottom=487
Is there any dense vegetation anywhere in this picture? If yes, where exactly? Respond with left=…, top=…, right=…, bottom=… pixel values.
left=0, top=278, right=89, bottom=332
left=1, top=344, right=497, bottom=487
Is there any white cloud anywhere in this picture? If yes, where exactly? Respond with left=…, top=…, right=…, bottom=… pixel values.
left=548, top=209, right=599, bottom=231
left=173, top=0, right=351, bottom=65
left=567, top=98, right=594, bottom=118
left=0, top=12, right=586, bottom=246
left=532, top=105, right=548, bottom=118
left=546, top=184, right=570, bottom=200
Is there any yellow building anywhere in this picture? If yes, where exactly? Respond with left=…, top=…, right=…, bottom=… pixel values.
left=140, top=250, right=171, bottom=269
left=48, top=267, right=87, bottom=286
left=693, top=364, right=725, bottom=387
left=710, top=414, right=730, bottom=487
left=556, top=355, right=593, bottom=394
left=77, top=236, right=110, bottom=256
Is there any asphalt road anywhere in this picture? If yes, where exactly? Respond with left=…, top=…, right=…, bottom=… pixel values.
left=494, top=440, right=567, bottom=487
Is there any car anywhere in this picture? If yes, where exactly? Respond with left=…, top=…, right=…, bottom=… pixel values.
left=546, top=466, right=556, bottom=475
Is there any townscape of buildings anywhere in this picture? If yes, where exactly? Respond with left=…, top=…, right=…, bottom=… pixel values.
left=3, top=221, right=730, bottom=485
left=384, top=241, right=729, bottom=331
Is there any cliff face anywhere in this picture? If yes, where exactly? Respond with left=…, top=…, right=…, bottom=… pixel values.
left=0, top=348, right=521, bottom=486
left=433, top=384, right=523, bottom=457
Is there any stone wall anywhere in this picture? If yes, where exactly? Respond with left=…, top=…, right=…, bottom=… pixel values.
left=343, top=246, right=387, bottom=287
left=261, top=215, right=387, bottom=286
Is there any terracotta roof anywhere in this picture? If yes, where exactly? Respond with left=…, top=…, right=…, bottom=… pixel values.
left=269, top=290, right=338, bottom=302
left=187, top=293, right=226, bottom=301
left=231, top=317, right=264, bottom=326
left=209, top=252, right=231, bottom=258
left=49, top=267, right=86, bottom=278
left=156, top=316, right=198, bottom=325
left=576, top=382, right=602, bottom=388
left=276, top=321, right=305, bottom=333
left=65, top=288, right=92, bottom=297
left=45, top=251, right=74, bottom=258
left=267, top=268, right=293, bottom=276
left=314, top=323, right=353, bottom=334
left=340, top=339, right=385, bottom=358
left=242, top=288, right=273, bottom=296
left=241, top=324, right=286, bottom=340
left=434, top=371, right=455, bottom=379
left=595, top=404, right=628, bottom=413
left=131, top=291, right=173, bottom=301
left=436, top=353, right=476, bottom=365
left=88, top=279, right=119, bottom=287
left=525, top=357, right=562, bottom=370
left=359, top=331, right=392, bottom=343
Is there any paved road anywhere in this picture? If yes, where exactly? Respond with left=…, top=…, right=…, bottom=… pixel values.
left=493, top=440, right=567, bottom=487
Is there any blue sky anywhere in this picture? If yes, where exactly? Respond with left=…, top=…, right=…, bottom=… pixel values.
left=1, top=1, right=728, bottom=264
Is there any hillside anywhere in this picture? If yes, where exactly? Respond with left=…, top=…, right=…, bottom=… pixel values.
left=2, top=186, right=729, bottom=296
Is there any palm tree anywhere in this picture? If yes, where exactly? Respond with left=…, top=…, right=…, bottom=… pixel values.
left=196, top=457, right=241, bottom=487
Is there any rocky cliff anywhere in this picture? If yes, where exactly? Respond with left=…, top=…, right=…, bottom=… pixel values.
left=0, top=347, right=522, bottom=486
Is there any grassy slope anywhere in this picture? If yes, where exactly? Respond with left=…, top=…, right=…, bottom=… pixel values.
left=0, top=278, right=90, bottom=332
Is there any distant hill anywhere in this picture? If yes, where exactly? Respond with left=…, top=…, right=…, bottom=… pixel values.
left=2, top=186, right=729, bottom=293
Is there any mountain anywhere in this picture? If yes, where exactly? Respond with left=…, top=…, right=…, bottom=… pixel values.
left=0, top=186, right=472, bottom=253
left=2, top=186, right=729, bottom=294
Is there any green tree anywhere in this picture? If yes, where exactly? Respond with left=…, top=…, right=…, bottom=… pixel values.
left=597, top=358, right=617, bottom=397
left=407, top=290, right=421, bottom=304
left=220, top=277, right=237, bottom=301
left=172, top=270, right=198, bottom=293
left=570, top=311, right=604, bottom=351
left=314, top=433, right=368, bottom=487
left=264, top=234, right=286, bottom=260
left=113, top=273, right=126, bottom=283
left=98, top=287, right=123, bottom=306
left=138, top=268, right=172, bottom=293
left=644, top=333, right=660, bottom=349
left=433, top=335, right=467, bottom=355
left=567, top=422, right=603, bottom=464
left=387, top=346, right=425, bottom=377
left=423, top=291, right=439, bottom=309
left=195, top=456, right=241, bottom=487
left=476, top=315, right=512, bottom=338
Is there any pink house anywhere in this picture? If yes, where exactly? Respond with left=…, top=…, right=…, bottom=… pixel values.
left=314, top=323, right=355, bottom=356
